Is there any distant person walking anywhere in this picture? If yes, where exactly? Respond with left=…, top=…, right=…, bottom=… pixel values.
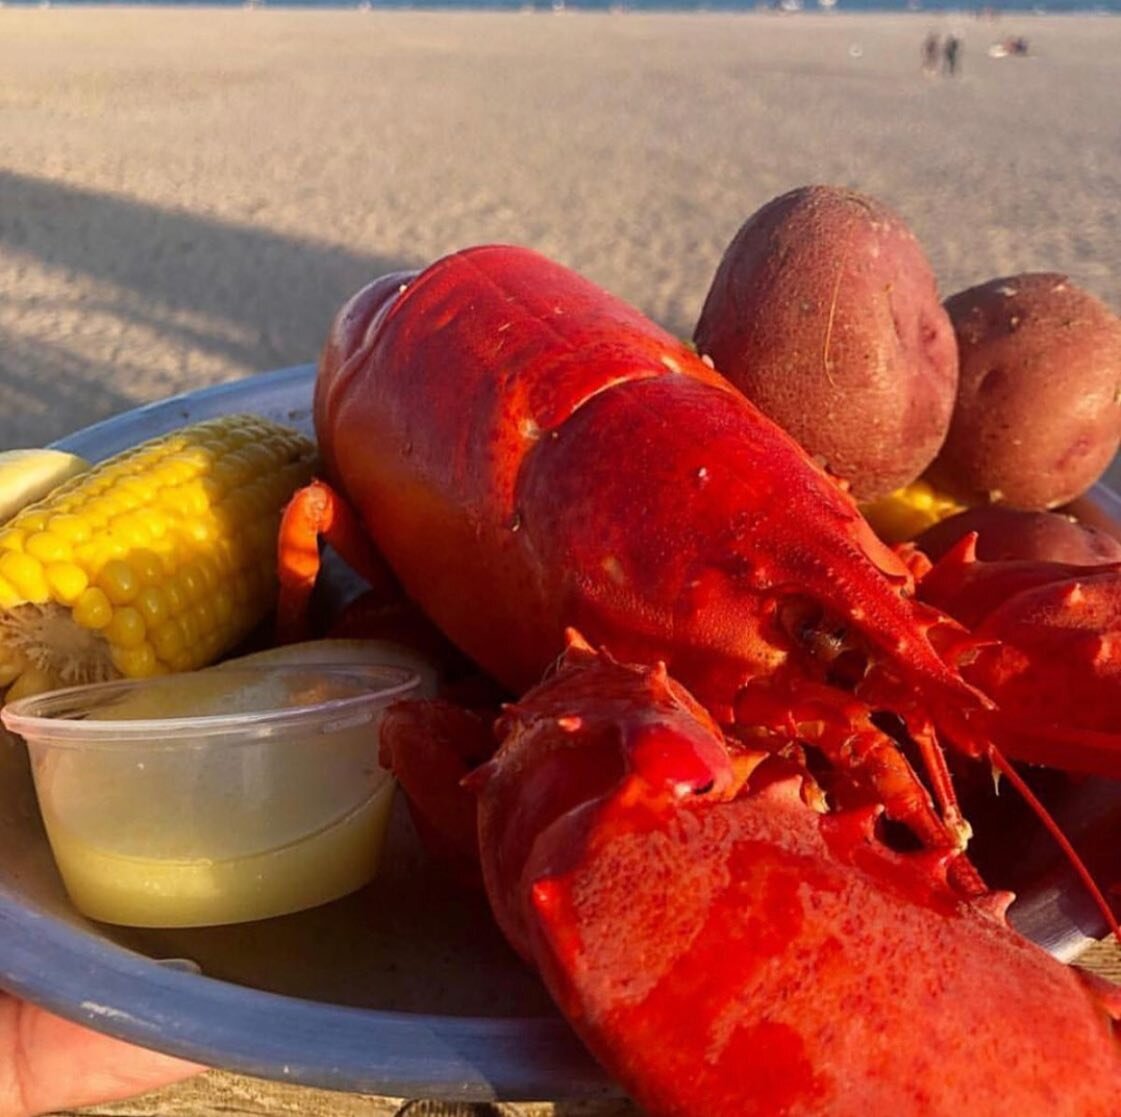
left=943, top=33, right=962, bottom=76
left=921, top=31, right=940, bottom=75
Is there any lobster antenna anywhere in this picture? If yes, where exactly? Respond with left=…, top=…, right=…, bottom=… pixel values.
left=988, top=746, right=1121, bottom=946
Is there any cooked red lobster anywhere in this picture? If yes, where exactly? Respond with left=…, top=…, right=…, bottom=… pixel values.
left=282, top=244, right=1121, bottom=1112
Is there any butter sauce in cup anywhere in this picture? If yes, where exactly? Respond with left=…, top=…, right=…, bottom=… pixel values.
left=1, top=664, right=420, bottom=928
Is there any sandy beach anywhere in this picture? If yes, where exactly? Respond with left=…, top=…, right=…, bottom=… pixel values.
left=1, top=7, right=1120, bottom=467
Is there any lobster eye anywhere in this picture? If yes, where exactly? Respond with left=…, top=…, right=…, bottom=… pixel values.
left=776, top=596, right=823, bottom=645
left=777, top=597, right=860, bottom=677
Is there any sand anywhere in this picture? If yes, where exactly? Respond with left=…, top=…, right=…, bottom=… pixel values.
left=1, top=7, right=1120, bottom=470
left=2, top=10, right=1121, bottom=1113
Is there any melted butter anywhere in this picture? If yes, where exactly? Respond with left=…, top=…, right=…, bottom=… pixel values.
left=42, top=779, right=395, bottom=928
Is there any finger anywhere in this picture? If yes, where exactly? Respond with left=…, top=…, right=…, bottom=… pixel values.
left=0, top=995, right=202, bottom=1117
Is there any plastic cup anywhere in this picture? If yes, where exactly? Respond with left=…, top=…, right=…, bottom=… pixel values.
left=1, top=664, right=420, bottom=928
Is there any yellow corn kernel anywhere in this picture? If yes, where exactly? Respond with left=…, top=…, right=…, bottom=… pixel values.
left=183, top=518, right=214, bottom=546
left=195, top=555, right=220, bottom=590
left=167, top=649, right=196, bottom=675
left=178, top=609, right=199, bottom=645
left=73, top=585, right=113, bottom=629
left=218, top=451, right=254, bottom=487
left=107, top=512, right=152, bottom=549
left=111, top=641, right=158, bottom=678
left=16, top=511, right=49, bottom=534
left=163, top=580, right=186, bottom=616
left=97, top=559, right=139, bottom=605
left=199, top=633, right=224, bottom=664
left=212, top=588, right=234, bottom=626
left=46, top=514, right=84, bottom=539
left=0, top=551, right=50, bottom=602
left=169, top=570, right=195, bottom=610
left=153, top=460, right=189, bottom=489
left=135, top=585, right=169, bottom=628
left=115, top=476, right=153, bottom=507
left=80, top=496, right=116, bottom=527
left=191, top=600, right=215, bottom=637
left=143, top=514, right=170, bottom=540
left=48, top=513, right=90, bottom=544
left=169, top=446, right=213, bottom=474
left=105, top=606, right=147, bottom=650
left=45, top=562, right=89, bottom=605
left=0, top=573, right=22, bottom=609
left=151, top=618, right=186, bottom=662
left=25, top=531, right=71, bottom=565
left=72, top=540, right=108, bottom=576
left=130, top=548, right=166, bottom=585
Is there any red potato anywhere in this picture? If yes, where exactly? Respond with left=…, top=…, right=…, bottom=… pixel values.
left=914, top=504, right=1121, bottom=565
left=694, top=185, right=958, bottom=500
left=928, top=273, right=1121, bottom=510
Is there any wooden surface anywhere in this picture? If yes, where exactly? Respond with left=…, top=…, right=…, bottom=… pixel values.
left=1076, top=937, right=1121, bottom=984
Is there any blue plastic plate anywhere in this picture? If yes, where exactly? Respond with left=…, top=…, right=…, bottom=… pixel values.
left=0, top=365, right=1117, bottom=1097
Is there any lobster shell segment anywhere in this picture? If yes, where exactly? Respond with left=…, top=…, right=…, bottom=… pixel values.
left=477, top=641, right=1121, bottom=1117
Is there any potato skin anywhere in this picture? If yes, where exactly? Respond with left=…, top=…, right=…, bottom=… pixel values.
left=693, top=185, right=958, bottom=500
left=927, top=273, right=1121, bottom=510
left=914, top=504, right=1121, bottom=565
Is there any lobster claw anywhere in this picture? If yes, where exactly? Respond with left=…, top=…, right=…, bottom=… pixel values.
left=474, top=633, right=745, bottom=962
left=476, top=641, right=1121, bottom=1116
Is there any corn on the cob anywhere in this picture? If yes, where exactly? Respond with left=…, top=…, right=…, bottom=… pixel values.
left=859, top=479, right=966, bottom=545
left=0, top=414, right=316, bottom=703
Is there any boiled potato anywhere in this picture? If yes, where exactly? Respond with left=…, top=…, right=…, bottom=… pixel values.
left=927, top=273, right=1121, bottom=510
left=694, top=185, right=958, bottom=500
left=914, top=504, right=1121, bottom=565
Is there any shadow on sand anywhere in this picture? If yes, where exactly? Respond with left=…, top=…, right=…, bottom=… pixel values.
left=0, top=169, right=419, bottom=447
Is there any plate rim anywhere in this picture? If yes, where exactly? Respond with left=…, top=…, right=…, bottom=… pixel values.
left=0, top=898, right=611, bottom=1098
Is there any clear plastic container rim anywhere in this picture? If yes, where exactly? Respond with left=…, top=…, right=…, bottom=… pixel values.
left=0, top=664, right=420, bottom=750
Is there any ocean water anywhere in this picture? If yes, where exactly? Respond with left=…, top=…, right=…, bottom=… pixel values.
left=8, top=0, right=1120, bottom=15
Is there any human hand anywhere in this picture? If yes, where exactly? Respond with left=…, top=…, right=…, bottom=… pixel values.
left=0, top=992, right=201, bottom=1117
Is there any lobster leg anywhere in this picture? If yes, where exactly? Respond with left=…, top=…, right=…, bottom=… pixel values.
left=732, top=677, right=975, bottom=859
left=275, top=479, right=403, bottom=643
